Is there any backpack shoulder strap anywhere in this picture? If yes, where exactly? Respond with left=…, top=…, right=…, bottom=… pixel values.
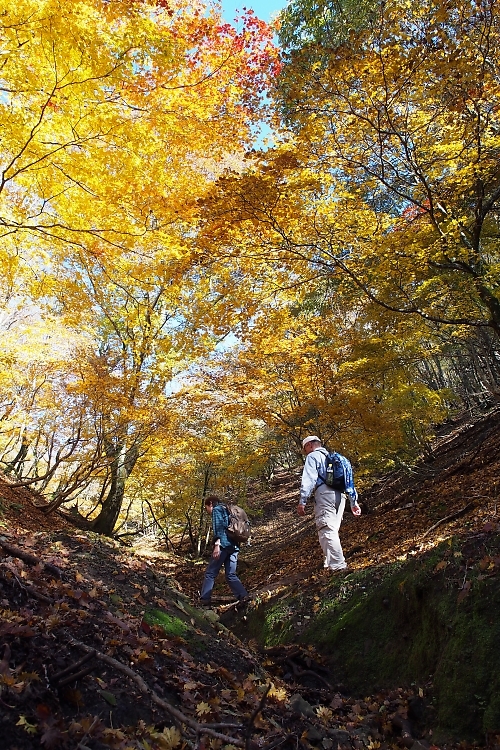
left=217, top=503, right=230, bottom=525
left=315, top=447, right=329, bottom=483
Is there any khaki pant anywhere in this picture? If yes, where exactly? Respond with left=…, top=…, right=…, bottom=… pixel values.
left=314, top=484, right=347, bottom=571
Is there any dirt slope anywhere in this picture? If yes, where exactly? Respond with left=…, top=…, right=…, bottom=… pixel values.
left=0, top=407, right=499, bottom=750
left=175, top=406, right=500, bottom=601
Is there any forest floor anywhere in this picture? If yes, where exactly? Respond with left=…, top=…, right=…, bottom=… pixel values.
left=0, top=406, right=499, bottom=750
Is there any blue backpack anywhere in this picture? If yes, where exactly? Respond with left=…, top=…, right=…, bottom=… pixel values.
left=321, top=451, right=347, bottom=492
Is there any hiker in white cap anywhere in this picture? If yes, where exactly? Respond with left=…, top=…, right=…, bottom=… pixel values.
left=297, top=436, right=361, bottom=573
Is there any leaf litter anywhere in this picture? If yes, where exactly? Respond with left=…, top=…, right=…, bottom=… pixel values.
left=0, top=408, right=499, bottom=749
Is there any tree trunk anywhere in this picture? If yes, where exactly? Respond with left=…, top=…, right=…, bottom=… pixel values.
left=91, top=442, right=139, bottom=536
left=196, top=464, right=213, bottom=556
left=4, top=438, right=29, bottom=476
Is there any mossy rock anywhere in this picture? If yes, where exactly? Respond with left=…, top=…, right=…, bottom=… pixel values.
left=245, top=598, right=295, bottom=645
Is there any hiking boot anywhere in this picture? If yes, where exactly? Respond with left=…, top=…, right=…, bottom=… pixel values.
left=199, top=599, right=212, bottom=608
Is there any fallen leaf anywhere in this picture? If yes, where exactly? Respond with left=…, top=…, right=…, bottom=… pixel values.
left=40, top=724, right=65, bottom=749
left=16, top=715, right=37, bottom=735
left=105, top=612, right=131, bottom=632
left=482, top=522, right=497, bottom=533
left=152, top=725, right=182, bottom=749
left=268, top=684, right=288, bottom=702
left=330, top=694, right=344, bottom=710
left=196, top=701, right=211, bottom=716
left=102, top=728, right=127, bottom=741
left=99, top=689, right=117, bottom=706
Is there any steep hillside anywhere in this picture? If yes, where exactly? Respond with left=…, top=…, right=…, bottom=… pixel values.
left=174, top=406, right=500, bottom=742
left=0, top=407, right=499, bottom=749
left=176, top=406, right=500, bottom=600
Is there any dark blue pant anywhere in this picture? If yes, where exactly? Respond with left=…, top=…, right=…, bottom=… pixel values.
left=200, top=547, right=248, bottom=601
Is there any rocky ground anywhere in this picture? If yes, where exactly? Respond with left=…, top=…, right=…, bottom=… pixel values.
left=0, top=406, right=499, bottom=750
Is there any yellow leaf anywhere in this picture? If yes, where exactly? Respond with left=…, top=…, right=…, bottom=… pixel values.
left=268, top=684, right=288, bottom=702
left=16, top=716, right=37, bottom=735
left=196, top=701, right=211, bottom=716
left=152, top=726, right=182, bottom=749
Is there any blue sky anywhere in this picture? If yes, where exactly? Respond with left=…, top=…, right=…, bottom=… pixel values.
left=222, top=0, right=284, bottom=23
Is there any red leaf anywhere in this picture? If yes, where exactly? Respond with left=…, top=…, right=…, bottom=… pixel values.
left=482, top=521, right=497, bottom=533
left=36, top=704, right=53, bottom=721
left=41, top=724, right=64, bottom=749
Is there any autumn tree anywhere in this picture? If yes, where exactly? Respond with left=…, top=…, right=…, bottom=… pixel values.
left=0, top=0, right=278, bottom=260
left=0, top=0, right=278, bottom=534
left=195, top=0, right=500, bottom=343
left=279, top=0, right=377, bottom=52
left=181, top=0, right=500, bottom=474
left=188, top=292, right=450, bottom=485
left=273, top=0, right=500, bottom=337
left=131, top=392, right=271, bottom=554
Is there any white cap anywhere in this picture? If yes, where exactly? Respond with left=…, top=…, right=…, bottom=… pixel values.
left=302, top=435, right=321, bottom=449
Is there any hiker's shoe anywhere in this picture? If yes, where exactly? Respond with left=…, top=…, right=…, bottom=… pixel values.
left=237, top=595, right=253, bottom=605
left=199, top=599, right=212, bottom=608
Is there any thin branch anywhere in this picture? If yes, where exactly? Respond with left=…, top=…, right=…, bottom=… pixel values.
left=0, top=537, right=62, bottom=579
left=422, top=502, right=475, bottom=539
left=246, top=683, right=271, bottom=749
left=68, top=637, right=254, bottom=747
left=52, top=651, right=97, bottom=683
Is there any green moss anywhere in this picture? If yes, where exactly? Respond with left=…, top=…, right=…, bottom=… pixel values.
left=433, top=577, right=500, bottom=737
left=245, top=536, right=500, bottom=740
left=245, top=599, right=295, bottom=646
left=483, top=685, right=500, bottom=734
left=144, top=609, right=188, bottom=637
left=304, top=564, right=446, bottom=690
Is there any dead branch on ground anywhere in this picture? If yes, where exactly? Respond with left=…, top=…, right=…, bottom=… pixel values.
left=0, top=537, right=62, bottom=578
left=68, top=636, right=275, bottom=748
left=422, top=502, right=475, bottom=538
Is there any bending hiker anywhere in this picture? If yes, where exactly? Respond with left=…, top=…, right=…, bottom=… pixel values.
left=199, top=495, right=250, bottom=606
left=297, top=436, right=361, bottom=573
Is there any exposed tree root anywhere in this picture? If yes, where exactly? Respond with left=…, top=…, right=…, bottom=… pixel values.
left=67, top=635, right=273, bottom=748
left=0, top=536, right=62, bottom=578
left=422, top=502, right=475, bottom=538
